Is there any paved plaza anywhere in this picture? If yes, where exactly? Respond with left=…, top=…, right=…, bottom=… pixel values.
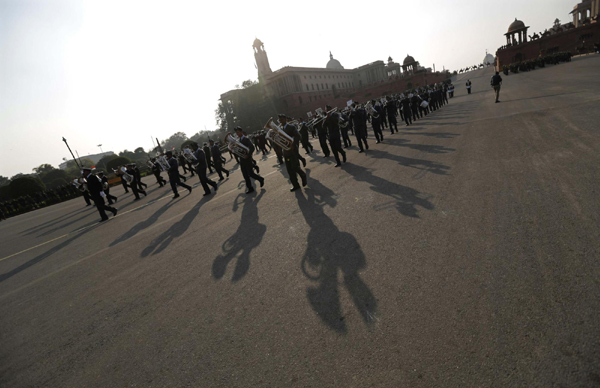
left=1, top=56, right=599, bottom=387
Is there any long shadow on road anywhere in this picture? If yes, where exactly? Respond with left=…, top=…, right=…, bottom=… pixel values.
left=212, top=190, right=266, bottom=282
left=0, top=223, right=100, bottom=283
left=295, top=177, right=377, bottom=334
left=140, top=196, right=212, bottom=258
left=344, top=163, right=435, bottom=218
left=366, top=149, right=451, bottom=177
left=382, top=137, right=456, bottom=154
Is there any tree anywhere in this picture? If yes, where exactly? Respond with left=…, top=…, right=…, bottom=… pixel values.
left=0, top=175, right=9, bottom=187
left=241, top=79, right=258, bottom=88
left=134, top=147, right=146, bottom=154
left=161, top=132, right=188, bottom=151
left=32, top=164, right=56, bottom=175
left=97, top=154, right=119, bottom=169
left=64, top=158, right=95, bottom=178
left=8, top=176, right=46, bottom=199
left=40, top=169, right=70, bottom=188
left=106, top=156, right=132, bottom=173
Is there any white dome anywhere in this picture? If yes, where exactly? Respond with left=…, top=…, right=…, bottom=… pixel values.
left=483, top=53, right=495, bottom=65
left=326, top=52, right=344, bottom=69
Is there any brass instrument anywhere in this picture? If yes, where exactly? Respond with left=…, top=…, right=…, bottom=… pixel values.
left=365, top=101, right=379, bottom=119
left=120, top=166, right=134, bottom=184
left=264, top=117, right=294, bottom=151
left=155, top=154, right=170, bottom=172
left=182, top=148, right=197, bottom=164
left=307, top=107, right=338, bottom=128
left=226, top=134, right=250, bottom=159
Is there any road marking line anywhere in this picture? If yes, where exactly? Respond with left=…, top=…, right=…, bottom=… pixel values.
left=0, top=170, right=279, bottom=263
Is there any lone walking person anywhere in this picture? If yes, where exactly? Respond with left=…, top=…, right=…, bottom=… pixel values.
left=491, top=71, right=503, bottom=103
left=466, top=79, right=472, bottom=94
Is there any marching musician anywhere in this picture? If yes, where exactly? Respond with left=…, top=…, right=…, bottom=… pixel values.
left=385, top=96, right=398, bottom=134
left=82, top=167, right=117, bottom=222
left=202, top=143, right=214, bottom=174
left=278, top=114, right=307, bottom=192
left=209, top=139, right=230, bottom=181
left=151, top=158, right=167, bottom=187
left=369, top=100, right=384, bottom=144
left=315, top=115, right=330, bottom=158
left=339, top=111, right=352, bottom=149
left=298, top=117, right=313, bottom=154
left=234, top=126, right=265, bottom=194
left=165, top=151, right=193, bottom=199
left=287, top=116, right=306, bottom=168
left=132, top=163, right=148, bottom=191
left=191, top=142, right=218, bottom=196
left=401, top=95, right=412, bottom=126
left=125, top=164, right=147, bottom=200
left=178, top=152, right=194, bottom=177
left=97, top=171, right=117, bottom=205
left=322, top=105, right=347, bottom=167
left=350, top=102, right=369, bottom=153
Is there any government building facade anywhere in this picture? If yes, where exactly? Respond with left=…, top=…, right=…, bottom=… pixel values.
left=219, top=39, right=448, bottom=131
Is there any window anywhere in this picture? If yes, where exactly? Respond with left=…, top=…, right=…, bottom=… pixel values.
left=317, top=84, right=320, bottom=90
left=321, top=83, right=324, bottom=89
left=311, top=84, right=314, bottom=91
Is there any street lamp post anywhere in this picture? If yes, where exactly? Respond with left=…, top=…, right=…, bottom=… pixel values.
left=62, top=137, right=81, bottom=169
left=98, top=144, right=103, bottom=153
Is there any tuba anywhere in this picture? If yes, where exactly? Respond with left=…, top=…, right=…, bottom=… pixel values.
left=120, top=166, right=134, bottom=184
left=182, top=148, right=197, bottom=164
left=226, top=134, right=250, bottom=159
left=264, top=117, right=293, bottom=151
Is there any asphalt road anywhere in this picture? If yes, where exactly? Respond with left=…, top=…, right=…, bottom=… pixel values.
left=1, top=55, right=599, bottom=388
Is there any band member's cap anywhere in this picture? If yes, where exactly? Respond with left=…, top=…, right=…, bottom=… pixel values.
left=81, top=167, right=92, bottom=171
left=325, top=105, right=332, bottom=110
left=277, top=113, right=286, bottom=118
left=234, top=126, right=243, bottom=131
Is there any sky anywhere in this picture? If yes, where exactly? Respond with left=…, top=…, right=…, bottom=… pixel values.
left=0, top=0, right=572, bottom=178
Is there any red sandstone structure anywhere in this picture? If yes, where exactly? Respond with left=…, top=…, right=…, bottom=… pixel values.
left=496, top=0, right=600, bottom=69
left=220, top=40, right=448, bottom=129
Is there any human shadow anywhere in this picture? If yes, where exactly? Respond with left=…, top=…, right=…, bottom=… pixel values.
left=366, top=149, right=451, bottom=176
left=398, top=131, right=461, bottom=139
left=140, top=196, right=212, bottom=257
left=110, top=199, right=180, bottom=247
left=501, top=91, right=581, bottom=103
left=0, top=223, right=99, bottom=283
left=343, top=163, right=435, bottom=218
left=295, top=180, right=377, bottom=333
left=22, top=206, right=89, bottom=236
left=35, top=210, right=100, bottom=238
left=382, top=138, right=456, bottom=154
left=212, top=190, right=266, bottom=282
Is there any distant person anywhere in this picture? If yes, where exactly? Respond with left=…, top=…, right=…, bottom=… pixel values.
left=490, top=71, right=503, bottom=103
left=466, top=79, right=472, bottom=94
left=165, top=150, right=192, bottom=198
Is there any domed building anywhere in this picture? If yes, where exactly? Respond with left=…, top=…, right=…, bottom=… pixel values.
left=504, top=18, right=529, bottom=45
left=402, top=54, right=419, bottom=73
left=483, top=51, right=495, bottom=65
left=326, top=52, right=344, bottom=70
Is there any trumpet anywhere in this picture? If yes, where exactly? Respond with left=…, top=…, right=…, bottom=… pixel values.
left=264, top=117, right=293, bottom=151
left=226, top=134, right=250, bottom=159
left=365, top=101, right=379, bottom=119
left=307, top=107, right=338, bottom=128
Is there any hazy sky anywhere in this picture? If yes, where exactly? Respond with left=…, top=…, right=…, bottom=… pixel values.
left=0, top=0, right=571, bottom=177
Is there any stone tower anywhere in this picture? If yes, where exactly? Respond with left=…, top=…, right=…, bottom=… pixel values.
left=253, top=38, right=272, bottom=82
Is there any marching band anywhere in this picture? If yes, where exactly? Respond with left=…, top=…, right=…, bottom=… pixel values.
left=77, top=82, right=451, bottom=222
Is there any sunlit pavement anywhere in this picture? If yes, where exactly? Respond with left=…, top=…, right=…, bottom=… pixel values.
left=1, top=55, right=600, bottom=387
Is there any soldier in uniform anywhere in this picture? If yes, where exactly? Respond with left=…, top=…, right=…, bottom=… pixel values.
left=278, top=114, right=307, bottom=192
left=165, top=151, right=192, bottom=198
left=97, top=171, right=117, bottom=205
left=235, top=127, right=265, bottom=194
left=82, top=167, right=117, bottom=222
left=151, top=158, right=167, bottom=187
left=192, top=143, right=218, bottom=196
left=298, top=118, right=313, bottom=154
left=209, top=139, right=230, bottom=181
left=350, top=102, right=369, bottom=153
left=315, top=117, right=330, bottom=158
left=322, top=105, right=347, bottom=167
left=385, top=96, right=398, bottom=134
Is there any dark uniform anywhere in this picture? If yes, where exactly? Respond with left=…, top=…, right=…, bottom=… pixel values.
left=350, top=104, right=369, bottom=152
left=193, top=146, right=218, bottom=195
left=370, top=103, right=384, bottom=143
left=323, top=109, right=347, bottom=167
left=151, top=160, right=167, bottom=187
left=99, top=174, right=117, bottom=204
left=281, top=120, right=307, bottom=191
left=315, top=120, right=330, bottom=157
left=385, top=98, right=398, bottom=133
left=298, top=120, right=313, bottom=154
left=125, top=165, right=147, bottom=200
left=84, top=169, right=117, bottom=222
left=203, top=144, right=214, bottom=174
left=167, top=154, right=192, bottom=198
left=238, top=133, right=264, bottom=193
left=340, top=113, right=352, bottom=148
left=210, top=142, right=229, bottom=181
